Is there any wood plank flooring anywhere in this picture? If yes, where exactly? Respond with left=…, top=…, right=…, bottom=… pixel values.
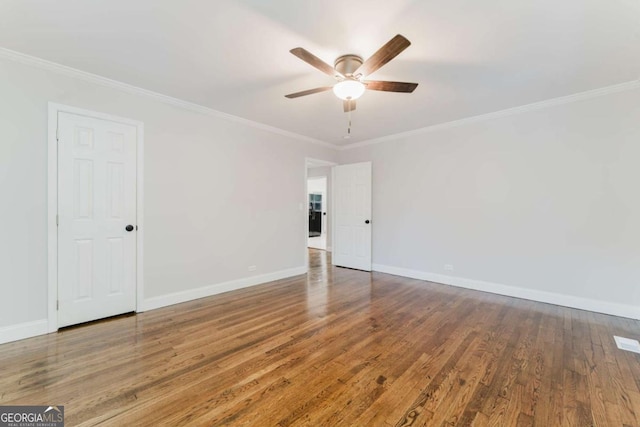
left=1, top=249, right=640, bottom=426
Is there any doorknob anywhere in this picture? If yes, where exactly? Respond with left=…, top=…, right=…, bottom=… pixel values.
left=365, top=220, right=370, bottom=224
left=125, top=224, right=134, bottom=232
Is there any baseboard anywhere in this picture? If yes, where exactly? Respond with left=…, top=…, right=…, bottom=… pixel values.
left=139, top=266, right=307, bottom=312
left=0, top=319, right=49, bottom=345
left=372, top=264, right=640, bottom=320
left=0, top=268, right=308, bottom=344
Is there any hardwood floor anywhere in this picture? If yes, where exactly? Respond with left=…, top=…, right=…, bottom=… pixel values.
left=1, top=249, right=640, bottom=426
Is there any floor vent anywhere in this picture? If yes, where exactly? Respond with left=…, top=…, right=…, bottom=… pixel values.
left=614, top=336, right=640, bottom=354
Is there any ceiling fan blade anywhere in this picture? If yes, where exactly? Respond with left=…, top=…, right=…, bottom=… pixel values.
left=354, top=34, right=411, bottom=78
left=284, top=86, right=333, bottom=99
left=343, top=99, right=356, bottom=112
left=290, top=48, right=344, bottom=79
left=364, top=80, right=418, bottom=93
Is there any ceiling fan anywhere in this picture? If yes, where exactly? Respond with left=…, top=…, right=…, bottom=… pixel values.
left=285, top=34, right=418, bottom=112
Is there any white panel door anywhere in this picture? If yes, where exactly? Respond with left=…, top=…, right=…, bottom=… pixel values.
left=332, top=162, right=372, bottom=271
left=57, top=112, right=137, bottom=327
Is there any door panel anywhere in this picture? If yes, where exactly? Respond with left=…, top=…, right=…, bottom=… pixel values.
left=332, top=162, right=372, bottom=271
left=58, top=112, right=137, bottom=327
left=106, top=237, right=124, bottom=295
left=74, top=239, right=94, bottom=300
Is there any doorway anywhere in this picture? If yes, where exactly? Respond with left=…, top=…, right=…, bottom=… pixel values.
left=308, top=176, right=327, bottom=250
left=305, top=158, right=337, bottom=268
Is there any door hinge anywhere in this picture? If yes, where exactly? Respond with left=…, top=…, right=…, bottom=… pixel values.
left=56, top=214, right=59, bottom=226
left=56, top=126, right=59, bottom=142
left=56, top=300, right=59, bottom=310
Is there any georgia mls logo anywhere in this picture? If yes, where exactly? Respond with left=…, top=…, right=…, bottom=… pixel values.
left=0, top=405, right=64, bottom=427
left=44, top=406, right=63, bottom=417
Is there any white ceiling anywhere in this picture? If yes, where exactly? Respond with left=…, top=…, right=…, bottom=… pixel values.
left=1, top=0, right=638, bottom=147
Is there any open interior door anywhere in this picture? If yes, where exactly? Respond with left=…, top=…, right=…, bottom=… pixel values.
left=332, top=162, right=372, bottom=271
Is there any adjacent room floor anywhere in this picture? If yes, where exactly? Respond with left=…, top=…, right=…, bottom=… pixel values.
left=1, top=249, right=639, bottom=426
left=307, top=233, right=327, bottom=251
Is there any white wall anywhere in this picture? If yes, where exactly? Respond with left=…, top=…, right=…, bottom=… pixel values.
left=2, top=50, right=639, bottom=345
left=339, top=86, right=640, bottom=318
left=0, top=56, right=336, bottom=341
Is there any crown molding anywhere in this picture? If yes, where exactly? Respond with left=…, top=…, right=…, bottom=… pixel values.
left=3, top=47, right=637, bottom=153
left=0, top=47, right=339, bottom=150
left=340, top=79, right=640, bottom=150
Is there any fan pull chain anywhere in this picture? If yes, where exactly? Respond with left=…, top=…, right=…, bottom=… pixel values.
left=347, top=99, right=352, bottom=137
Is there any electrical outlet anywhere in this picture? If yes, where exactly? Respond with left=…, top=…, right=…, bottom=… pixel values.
left=444, top=264, right=454, bottom=272
left=248, top=265, right=257, bottom=272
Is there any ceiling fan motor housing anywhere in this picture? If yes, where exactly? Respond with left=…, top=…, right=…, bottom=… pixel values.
left=334, top=55, right=364, bottom=78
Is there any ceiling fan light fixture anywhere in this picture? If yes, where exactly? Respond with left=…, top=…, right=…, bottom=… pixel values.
left=333, top=80, right=365, bottom=100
